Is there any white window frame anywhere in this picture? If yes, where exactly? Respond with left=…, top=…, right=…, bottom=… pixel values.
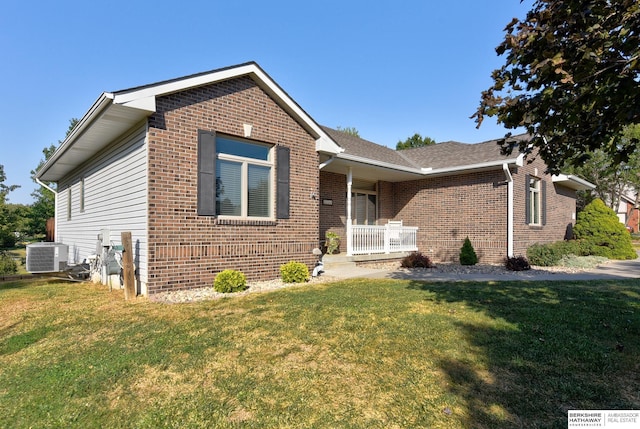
left=216, top=139, right=274, bottom=220
left=529, top=177, right=542, bottom=225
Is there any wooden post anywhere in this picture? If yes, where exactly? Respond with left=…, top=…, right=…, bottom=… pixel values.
left=121, top=232, right=136, bottom=300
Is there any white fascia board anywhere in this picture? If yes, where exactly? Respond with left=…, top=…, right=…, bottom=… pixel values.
left=120, top=95, right=156, bottom=112
left=36, top=93, right=114, bottom=180
left=111, top=64, right=259, bottom=104
left=552, top=174, right=596, bottom=190
left=421, top=157, right=522, bottom=176
left=337, top=153, right=423, bottom=174
left=111, top=63, right=343, bottom=155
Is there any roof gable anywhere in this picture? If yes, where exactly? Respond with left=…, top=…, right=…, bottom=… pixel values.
left=37, top=62, right=342, bottom=182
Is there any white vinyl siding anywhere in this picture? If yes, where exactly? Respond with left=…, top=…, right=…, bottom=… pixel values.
left=56, top=124, right=148, bottom=290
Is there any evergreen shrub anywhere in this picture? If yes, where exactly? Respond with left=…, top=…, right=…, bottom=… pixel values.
left=573, top=199, right=637, bottom=260
left=459, top=237, right=478, bottom=265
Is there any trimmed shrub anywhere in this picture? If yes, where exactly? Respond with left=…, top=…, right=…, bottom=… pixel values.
left=400, top=252, right=434, bottom=268
left=573, top=198, right=637, bottom=260
left=527, top=240, right=591, bottom=266
left=459, top=237, right=478, bottom=265
left=213, top=269, right=247, bottom=293
left=504, top=256, right=531, bottom=271
left=0, top=251, right=17, bottom=275
left=280, top=261, right=309, bottom=283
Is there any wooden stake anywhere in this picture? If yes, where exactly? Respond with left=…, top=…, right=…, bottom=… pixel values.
left=121, top=232, right=136, bottom=300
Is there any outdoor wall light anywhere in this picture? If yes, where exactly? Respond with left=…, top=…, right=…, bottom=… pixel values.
left=243, top=123, right=253, bottom=137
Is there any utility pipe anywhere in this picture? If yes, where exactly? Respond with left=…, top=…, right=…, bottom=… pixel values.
left=36, top=178, right=58, bottom=241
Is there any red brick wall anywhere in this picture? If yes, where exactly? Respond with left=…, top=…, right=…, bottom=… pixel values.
left=319, top=162, right=578, bottom=264
left=319, top=171, right=347, bottom=248
left=392, top=170, right=508, bottom=263
left=146, top=76, right=319, bottom=294
left=512, top=157, right=577, bottom=256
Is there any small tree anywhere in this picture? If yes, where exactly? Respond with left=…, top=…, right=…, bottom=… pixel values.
left=573, top=199, right=637, bottom=260
left=459, top=237, right=478, bottom=265
left=396, top=133, right=436, bottom=150
left=335, top=126, right=360, bottom=137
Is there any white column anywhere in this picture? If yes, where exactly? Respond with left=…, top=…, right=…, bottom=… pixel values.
left=503, top=164, right=514, bottom=257
left=346, top=167, right=353, bottom=256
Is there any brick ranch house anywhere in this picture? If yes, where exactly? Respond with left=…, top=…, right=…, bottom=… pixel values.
left=36, top=62, right=593, bottom=295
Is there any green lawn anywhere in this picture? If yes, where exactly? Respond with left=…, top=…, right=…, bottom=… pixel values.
left=1, top=278, right=639, bottom=428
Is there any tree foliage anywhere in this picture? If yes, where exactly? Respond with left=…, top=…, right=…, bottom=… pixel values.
left=29, top=118, right=79, bottom=236
left=474, top=0, right=640, bottom=173
left=396, top=133, right=436, bottom=150
left=573, top=199, right=637, bottom=260
left=565, top=124, right=640, bottom=210
left=335, top=126, right=360, bottom=137
left=0, top=165, right=20, bottom=247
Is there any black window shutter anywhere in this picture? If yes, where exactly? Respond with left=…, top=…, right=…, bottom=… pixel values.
left=276, top=146, right=290, bottom=219
left=541, top=180, right=547, bottom=225
left=525, top=174, right=531, bottom=224
left=197, top=130, right=216, bottom=216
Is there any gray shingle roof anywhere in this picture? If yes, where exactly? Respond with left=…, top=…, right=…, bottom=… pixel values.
left=321, top=126, right=419, bottom=169
left=322, top=125, right=528, bottom=170
left=401, top=134, right=528, bottom=169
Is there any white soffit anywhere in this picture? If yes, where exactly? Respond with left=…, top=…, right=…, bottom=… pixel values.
left=552, top=174, right=596, bottom=191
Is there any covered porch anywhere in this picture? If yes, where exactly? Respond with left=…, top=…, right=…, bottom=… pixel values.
left=320, top=162, right=419, bottom=257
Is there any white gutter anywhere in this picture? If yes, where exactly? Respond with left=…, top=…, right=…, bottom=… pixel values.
left=337, top=153, right=424, bottom=175
left=319, top=156, right=336, bottom=170
left=503, top=164, right=514, bottom=257
left=422, top=156, right=524, bottom=176
left=36, top=178, right=58, bottom=241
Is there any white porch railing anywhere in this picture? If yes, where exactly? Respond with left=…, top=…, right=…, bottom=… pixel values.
left=349, top=224, right=418, bottom=255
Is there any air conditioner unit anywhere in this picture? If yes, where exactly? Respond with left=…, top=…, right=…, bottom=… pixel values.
left=26, top=242, right=69, bottom=273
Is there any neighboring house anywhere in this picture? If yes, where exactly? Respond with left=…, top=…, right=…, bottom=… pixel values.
left=36, top=62, right=594, bottom=295
left=616, top=192, right=639, bottom=232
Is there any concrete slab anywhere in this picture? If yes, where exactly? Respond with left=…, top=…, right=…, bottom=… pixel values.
left=322, top=256, right=640, bottom=283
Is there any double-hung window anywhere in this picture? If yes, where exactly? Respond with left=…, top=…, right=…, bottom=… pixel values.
left=198, top=131, right=289, bottom=219
left=526, top=175, right=546, bottom=226
left=216, top=136, right=273, bottom=218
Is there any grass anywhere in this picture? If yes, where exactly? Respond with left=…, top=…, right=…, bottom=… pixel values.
left=1, top=278, right=639, bottom=428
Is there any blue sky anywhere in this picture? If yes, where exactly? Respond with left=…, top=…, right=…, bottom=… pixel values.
left=1, top=0, right=531, bottom=205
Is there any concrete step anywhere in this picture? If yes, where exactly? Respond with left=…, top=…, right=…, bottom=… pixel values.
left=321, top=252, right=409, bottom=270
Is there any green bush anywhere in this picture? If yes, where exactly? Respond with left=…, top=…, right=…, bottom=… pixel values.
left=213, top=269, right=247, bottom=293
left=280, top=261, right=309, bottom=283
left=0, top=230, right=16, bottom=249
left=0, top=251, right=18, bottom=275
left=527, top=240, right=592, bottom=266
left=459, top=237, right=478, bottom=265
left=573, top=198, right=637, bottom=260
left=504, top=256, right=531, bottom=271
left=401, top=252, right=434, bottom=268
left=325, top=231, right=340, bottom=255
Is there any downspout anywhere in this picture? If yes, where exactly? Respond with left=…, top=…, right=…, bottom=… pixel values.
left=503, top=164, right=514, bottom=257
left=346, top=167, right=353, bottom=256
left=36, top=178, right=58, bottom=241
